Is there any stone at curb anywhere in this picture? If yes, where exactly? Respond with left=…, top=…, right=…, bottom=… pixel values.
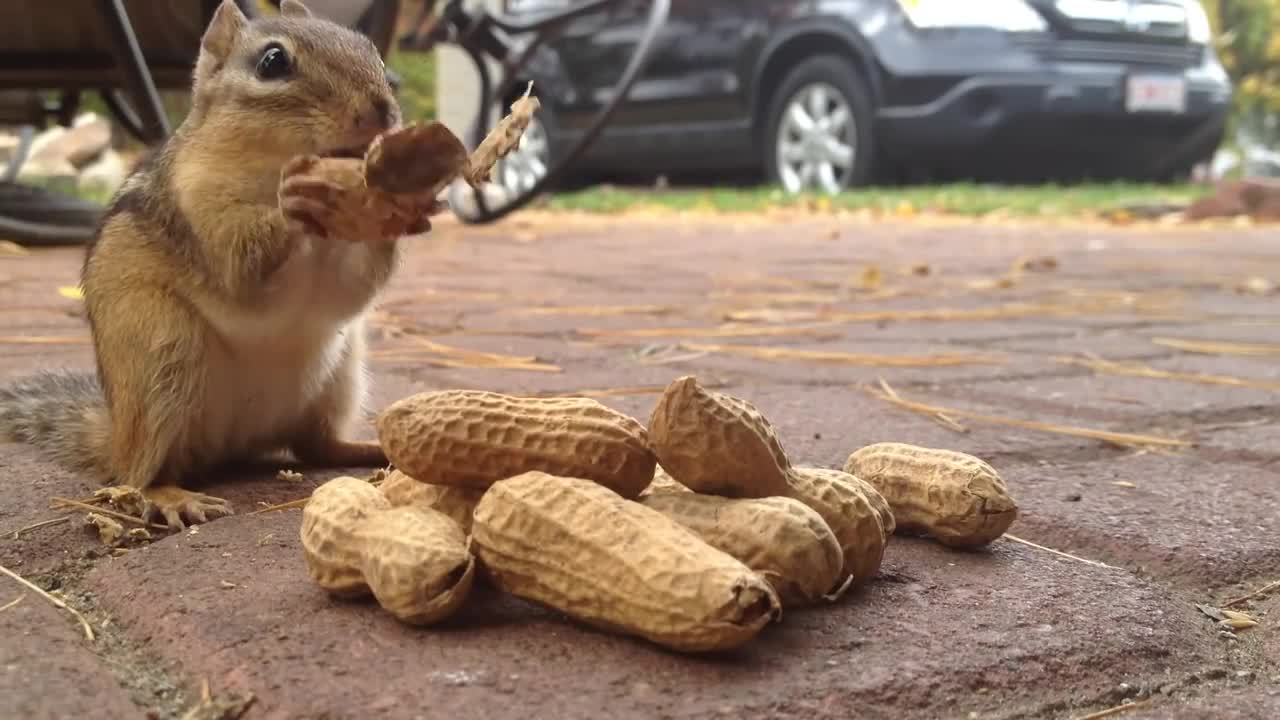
left=85, top=511, right=1217, bottom=720
left=1003, top=452, right=1280, bottom=589
left=27, top=113, right=111, bottom=169
left=77, top=149, right=129, bottom=196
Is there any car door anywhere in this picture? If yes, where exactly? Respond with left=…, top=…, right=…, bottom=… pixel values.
left=545, top=0, right=765, bottom=132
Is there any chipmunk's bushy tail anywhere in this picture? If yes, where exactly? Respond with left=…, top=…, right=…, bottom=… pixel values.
left=0, top=370, right=112, bottom=478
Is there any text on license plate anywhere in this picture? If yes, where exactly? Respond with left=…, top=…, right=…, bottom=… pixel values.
left=1125, top=75, right=1187, bottom=113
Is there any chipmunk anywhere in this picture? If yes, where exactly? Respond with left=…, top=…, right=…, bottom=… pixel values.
left=0, top=0, right=436, bottom=528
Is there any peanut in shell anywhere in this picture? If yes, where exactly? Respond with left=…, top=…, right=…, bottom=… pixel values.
left=647, top=376, right=791, bottom=497
left=843, top=442, right=1017, bottom=547
left=470, top=471, right=781, bottom=653
left=300, top=476, right=474, bottom=625
left=354, top=506, right=475, bottom=625
left=638, top=492, right=844, bottom=607
left=380, top=469, right=485, bottom=534
left=376, top=390, right=657, bottom=499
left=783, top=466, right=887, bottom=586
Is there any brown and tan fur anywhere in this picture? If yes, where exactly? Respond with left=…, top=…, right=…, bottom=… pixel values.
left=0, top=0, right=422, bottom=528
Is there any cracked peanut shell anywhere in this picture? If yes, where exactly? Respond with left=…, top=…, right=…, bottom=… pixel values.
left=300, top=476, right=390, bottom=597
left=784, top=467, right=888, bottom=586
left=354, top=505, right=475, bottom=625
left=380, top=469, right=485, bottom=534
left=647, top=376, right=791, bottom=497
left=470, top=471, right=781, bottom=653
left=377, top=390, right=657, bottom=500
left=638, top=492, right=844, bottom=607
left=843, top=442, right=1017, bottom=547
left=301, top=476, right=474, bottom=625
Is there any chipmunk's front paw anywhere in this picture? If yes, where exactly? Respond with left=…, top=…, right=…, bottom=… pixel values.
left=279, top=155, right=354, bottom=240
left=142, top=486, right=234, bottom=531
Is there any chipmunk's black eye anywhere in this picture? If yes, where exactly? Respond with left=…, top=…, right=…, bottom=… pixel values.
left=256, top=43, right=292, bottom=80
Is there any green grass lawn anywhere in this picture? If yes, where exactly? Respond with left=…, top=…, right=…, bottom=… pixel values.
left=538, top=182, right=1208, bottom=218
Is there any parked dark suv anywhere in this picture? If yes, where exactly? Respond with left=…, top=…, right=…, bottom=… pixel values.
left=494, top=0, right=1232, bottom=195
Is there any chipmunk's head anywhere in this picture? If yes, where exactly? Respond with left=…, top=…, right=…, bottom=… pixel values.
left=190, top=0, right=400, bottom=162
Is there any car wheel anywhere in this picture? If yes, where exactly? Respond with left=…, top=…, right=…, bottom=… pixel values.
left=494, top=109, right=553, bottom=199
left=764, top=54, right=876, bottom=194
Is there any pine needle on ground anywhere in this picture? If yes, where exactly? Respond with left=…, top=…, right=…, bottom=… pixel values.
left=865, top=379, right=1192, bottom=450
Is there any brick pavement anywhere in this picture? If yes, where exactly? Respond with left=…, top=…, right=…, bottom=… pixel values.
left=1, top=213, right=1278, bottom=719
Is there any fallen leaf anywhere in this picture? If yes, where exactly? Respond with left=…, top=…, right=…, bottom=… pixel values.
left=276, top=469, right=304, bottom=483
left=220, top=581, right=237, bottom=589
left=57, top=286, right=84, bottom=300
left=84, top=513, right=125, bottom=546
left=1221, top=609, right=1257, bottom=623
left=1012, top=255, right=1059, bottom=273
left=856, top=266, right=883, bottom=290
left=1196, top=603, right=1225, bottom=622
left=1235, top=277, right=1275, bottom=295
left=93, top=486, right=149, bottom=517
left=1220, top=617, right=1258, bottom=631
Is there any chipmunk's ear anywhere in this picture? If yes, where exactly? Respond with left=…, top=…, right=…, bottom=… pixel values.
left=280, top=0, right=313, bottom=18
left=200, top=0, right=248, bottom=62
left=193, top=0, right=248, bottom=97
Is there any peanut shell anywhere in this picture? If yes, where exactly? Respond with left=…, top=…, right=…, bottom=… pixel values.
left=639, top=464, right=692, bottom=497
left=377, top=390, right=656, bottom=499
left=355, top=505, right=475, bottom=625
left=300, top=476, right=389, bottom=597
left=843, top=442, right=1017, bottom=547
left=638, top=493, right=844, bottom=607
left=470, top=471, right=781, bottom=653
left=363, top=122, right=470, bottom=196
left=783, top=467, right=887, bottom=586
left=380, top=469, right=485, bottom=533
left=647, top=376, right=791, bottom=497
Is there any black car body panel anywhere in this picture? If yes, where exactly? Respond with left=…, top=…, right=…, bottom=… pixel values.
left=504, top=0, right=1232, bottom=183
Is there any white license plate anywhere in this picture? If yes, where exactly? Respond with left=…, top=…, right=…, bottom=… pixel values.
left=1125, top=75, right=1187, bottom=113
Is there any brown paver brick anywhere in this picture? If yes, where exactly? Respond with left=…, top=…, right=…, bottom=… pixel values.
left=1003, top=452, right=1280, bottom=588
left=86, top=510, right=1219, bottom=720
left=4, top=219, right=1279, bottom=718
left=0, top=588, right=140, bottom=720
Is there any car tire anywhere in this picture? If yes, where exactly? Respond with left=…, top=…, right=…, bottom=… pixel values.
left=763, top=54, right=876, bottom=194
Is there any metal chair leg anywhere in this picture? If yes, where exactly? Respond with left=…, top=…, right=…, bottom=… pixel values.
left=98, top=0, right=171, bottom=143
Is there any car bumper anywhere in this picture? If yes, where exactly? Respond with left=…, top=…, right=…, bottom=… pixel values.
left=872, top=40, right=1232, bottom=165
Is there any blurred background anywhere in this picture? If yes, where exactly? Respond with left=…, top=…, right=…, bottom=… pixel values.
left=2, top=0, right=1278, bottom=244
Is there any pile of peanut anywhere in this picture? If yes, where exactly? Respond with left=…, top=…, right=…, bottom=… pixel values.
left=300, top=376, right=1018, bottom=653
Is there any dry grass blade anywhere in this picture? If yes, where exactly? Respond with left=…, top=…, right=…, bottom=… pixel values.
left=1223, top=579, right=1280, bottom=608
left=49, top=497, right=167, bottom=530
left=0, top=595, right=24, bottom=612
left=526, top=383, right=726, bottom=398
left=1057, top=354, right=1280, bottom=391
left=371, top=337, right=562, bottom=372
left=1152, top=337, right=1280, bottom=357
left=683, top=343, right=1005, bottom=367
left=866, top=379, right=1191, bottom=449
left=577, top=323, right=843, bottom=340
left=7, top=516, right=72, bottom=539
left=0, top=563, right=95, bottom=641
left=502, top=304, right=675, bottom=317
left=1071, top=699, right=1153, bottom=720
left=1004, top=534, right=1121, bottom=570
left=251, top=472, right=388, bottom=515
left=0, top=335, right=88, bottom=345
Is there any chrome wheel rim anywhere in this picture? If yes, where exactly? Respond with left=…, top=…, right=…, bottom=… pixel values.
left=496, top=114, right=550, bottom=197
left=775, top=82, right=856, bottom=195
